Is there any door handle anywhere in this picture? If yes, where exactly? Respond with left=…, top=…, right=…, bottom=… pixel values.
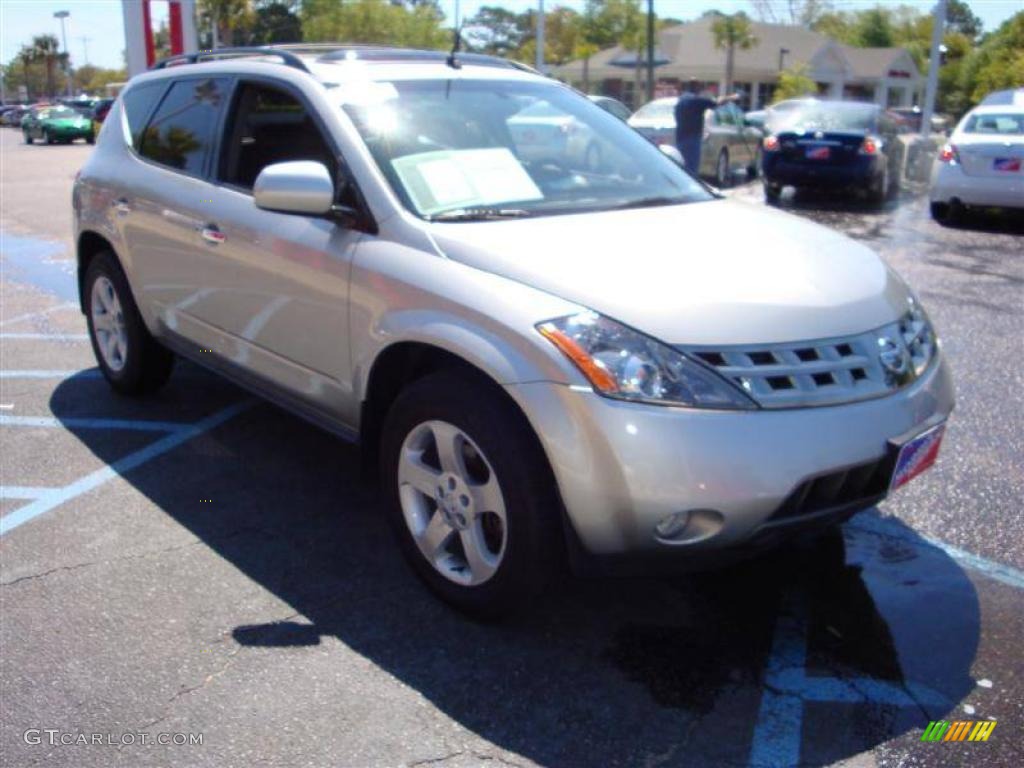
left=200, top=225, right=226, bottom=245
left=112, top=198, right=131, bottom=216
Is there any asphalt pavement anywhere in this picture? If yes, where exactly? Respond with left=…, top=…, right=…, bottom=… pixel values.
left=1, top=127, right=1022, bottom=768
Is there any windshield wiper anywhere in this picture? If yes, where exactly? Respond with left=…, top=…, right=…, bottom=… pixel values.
left=607, top=196, right=690, bottom=211
left=428, top=207, right=533, bottom=222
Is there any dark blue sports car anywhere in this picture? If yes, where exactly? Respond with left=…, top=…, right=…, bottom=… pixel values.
left=760, top=101, right=905, bottom=204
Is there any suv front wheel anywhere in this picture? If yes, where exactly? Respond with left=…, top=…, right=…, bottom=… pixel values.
left=84, top=251, right=174, bottom=395
left=381, top=370, right=561, bottom=617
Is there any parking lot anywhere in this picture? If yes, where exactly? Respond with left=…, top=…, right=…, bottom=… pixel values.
left=1, top=125, right=1022, bottom=768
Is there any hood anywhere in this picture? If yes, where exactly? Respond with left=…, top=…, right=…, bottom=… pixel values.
left=46, top=117, right=87, bottom=127
left=429, top=199, right=911, bottom=346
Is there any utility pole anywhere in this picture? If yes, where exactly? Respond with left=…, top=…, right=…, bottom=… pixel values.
left=80, top=36, right=91, bottom=66
left=536, top=0, right=545, bottom=73
left=921, top=0, right=946, bottom=138
left=54, top=10, right=72, bottom=98
left=646, top=0, right=655, bottom=103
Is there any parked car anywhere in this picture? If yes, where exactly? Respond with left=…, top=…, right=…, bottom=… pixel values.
left=587, top=94, right=631, bottom=121
left=929, top=104, right=1023, bottom=223
left=889, top=107, right=950, bottom=135
left=628, top=97, right=762, bottom=184
left=979, top=88, right=1024, bottom=107
left=760, top=101, right=905, bottom=204
left=22, top=105, right=94, bottom=144
left=507, top=99, right=605, bottom=172
left=61, top=97, right=99, bottom=116
left=74, top=46, right=953, bottom=616
left=91, top=98, right=115, bottom=125
left=3, top=105, right=30, bottom=127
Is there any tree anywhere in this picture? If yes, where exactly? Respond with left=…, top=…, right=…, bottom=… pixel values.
left=773, top=64, right=816, bottom=101
left=301, top=0, right=447, bottom=49
left=959, top=10, right=1024, bottom=105
left=251, top=1, right=302, bottom=44
left=198, top=0, right=255, bottom=46
left=750, top=0, right=833, bottom=27
left=945, top=0, right=983, bottom=40
left=464, top=6, right=531, bottom=57
left=29, top=35, right=66, bottom=99
left=712, top=12, right=757, bottom=93
left=854, top=8, right=894, bottom=47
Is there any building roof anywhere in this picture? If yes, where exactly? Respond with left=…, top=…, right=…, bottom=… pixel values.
left=552, top=16, right=920, bottom=83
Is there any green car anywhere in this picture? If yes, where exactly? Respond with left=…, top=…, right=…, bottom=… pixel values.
left=22, top=106, right=94, bottom=145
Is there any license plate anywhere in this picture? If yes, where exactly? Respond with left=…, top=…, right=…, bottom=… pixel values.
left=993, top=157, right=1021, bottom=172
left=806, top=146, right=831, bottom=160
left=890, top=422, right=945, bottom=491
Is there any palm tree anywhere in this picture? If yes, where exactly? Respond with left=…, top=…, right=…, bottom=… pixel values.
left=711, top=12, right=758, bottom=95
left=18, top=46, right=34, bottom=100
left=29, top=34, right=65, bottom=99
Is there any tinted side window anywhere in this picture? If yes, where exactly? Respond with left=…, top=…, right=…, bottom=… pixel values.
left=121, top=82, right=165, bottom=150
left=219, top=82, right=335, bottom=189
left=139, top=78, right=229, bottom=175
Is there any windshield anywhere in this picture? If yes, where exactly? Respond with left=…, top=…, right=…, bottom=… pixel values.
left=963, top=112, right=1024, bottom=135
left=340, top=80, right=710, bottom=219
left=632, top=100, right=674, bottom=121
left=39, top=107, right=77, bottom=119
left=773, top=103, right=878, bottom=133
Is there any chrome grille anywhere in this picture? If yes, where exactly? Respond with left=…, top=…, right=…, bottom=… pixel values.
left=679, top=316, right=934, bottom=409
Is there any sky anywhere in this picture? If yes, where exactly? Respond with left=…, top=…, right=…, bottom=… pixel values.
left=1, top=0, right=1021, bottom=71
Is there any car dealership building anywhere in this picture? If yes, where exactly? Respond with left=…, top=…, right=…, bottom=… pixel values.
left=552, top=16, right=924, bottom=111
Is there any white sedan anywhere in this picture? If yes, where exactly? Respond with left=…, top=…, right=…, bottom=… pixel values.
left=930, top=103, right=1024, bottom=222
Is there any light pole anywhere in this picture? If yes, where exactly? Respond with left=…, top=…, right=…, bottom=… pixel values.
left=646, top=0, right=655, bottom=103
left=80, top=36, right=91, bottom=66
left=536, top=0, right=545, bottom=74
left=54, top=10, right=72, bottom=98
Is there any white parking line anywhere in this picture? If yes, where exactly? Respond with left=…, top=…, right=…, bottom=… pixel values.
left=0, top=332, right=89, bottom=341
left=0, top=400, right=255, bottom=536
left=0, top=302, right=78, bottom=328
left=0, top=487, right=54, bottom=501
left=0, top=415, right=188, bottom=432
left=0, top=369, right=103, bottom=379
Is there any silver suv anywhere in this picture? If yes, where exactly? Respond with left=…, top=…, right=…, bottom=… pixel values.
left=73, top=46, right=954, bottom=615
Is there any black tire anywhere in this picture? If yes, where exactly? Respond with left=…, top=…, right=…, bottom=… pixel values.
left=867, top=166, right=890, bottom=205
left=23, top=131, right=33, bottom=145
left=43, top=129, right=54, bottom=145
left=380, top=370, right=563, bottom=618
left=84, top=251, right=174, bottom=395
left=715, top=148, right=730, bottom=187
left=86, top=134, right=95, bottom=145
left=763, top=180, right=781, bottom=204
left=748, top=146, right=762, bottom=179
left=930, top=200, right=962, bottom=226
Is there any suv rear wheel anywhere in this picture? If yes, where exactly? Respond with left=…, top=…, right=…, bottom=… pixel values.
left=381, top=370, right=561, bottom=617
left=84, top=251, right=174, bottom=395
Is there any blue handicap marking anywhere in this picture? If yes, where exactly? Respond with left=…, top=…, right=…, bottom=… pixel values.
left=749, top=592, right=950, bottom=767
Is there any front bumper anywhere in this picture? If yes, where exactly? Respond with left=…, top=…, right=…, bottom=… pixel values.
left=48, top=125, right=92, bottom=140
left=507, top=353, right=954, bottom=556
left=930, top=162, right=1024, bottom=209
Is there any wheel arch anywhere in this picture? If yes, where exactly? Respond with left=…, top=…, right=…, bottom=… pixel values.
left=76, top=230, right=118, bottom=313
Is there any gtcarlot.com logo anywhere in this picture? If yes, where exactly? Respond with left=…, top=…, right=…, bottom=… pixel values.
left=921, top=720, right=997, bottom=742
left=23, top=729, right=203, bottom=747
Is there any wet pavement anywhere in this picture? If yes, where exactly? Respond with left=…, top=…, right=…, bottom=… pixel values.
left=1, top=128, right=1022, bottom=767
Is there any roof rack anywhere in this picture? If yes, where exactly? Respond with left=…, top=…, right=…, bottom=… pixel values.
left=317, top=47, right=525, bottom=71
left=150, top=47, right=310, bottom=72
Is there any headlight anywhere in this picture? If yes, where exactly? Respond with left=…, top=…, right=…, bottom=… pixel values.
left=537, top=312, right=757, bottom=410
left=900, top=295, right=937, bottom=377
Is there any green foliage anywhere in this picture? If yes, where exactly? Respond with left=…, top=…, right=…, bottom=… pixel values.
left=959, top=11, right=1024, bottom=106
left=773, top=64, right=817, bottom=101
left=856, top=8, right=894, bottom=47
left=301, top=0, right=448, bottom=49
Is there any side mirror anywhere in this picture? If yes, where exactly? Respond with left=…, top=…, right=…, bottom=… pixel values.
left=254, top=161, right=334, bottom=215
left=659, top=143, right=685, bottom=167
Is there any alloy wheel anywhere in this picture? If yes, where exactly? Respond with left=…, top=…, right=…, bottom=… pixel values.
left=397, top=420, right=507, bottom=586
left=90, top=275, right=128, bottom=372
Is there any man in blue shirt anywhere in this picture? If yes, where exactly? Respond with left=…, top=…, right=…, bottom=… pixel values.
left=674, top=79, right=739, bottom=175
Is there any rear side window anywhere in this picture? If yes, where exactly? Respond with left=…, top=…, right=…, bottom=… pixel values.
left=121, top=82, right=166, bottom=150
left=964, top=113, right=1024, bottom=135
left=139, top=78, right=230, bottom=175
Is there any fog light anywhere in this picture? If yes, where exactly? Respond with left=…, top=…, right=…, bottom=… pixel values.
left=655, top=511, right=691, bottom=540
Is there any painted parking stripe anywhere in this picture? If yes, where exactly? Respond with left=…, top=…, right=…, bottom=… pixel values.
left=850, top=515, right=1024, bottom=591
left=0, top=302, right=78, bottom=328
left=0, top=400, right=255, bottom=536
left=0, top=369, right=103, bottom=379
left=0, top=332, right=89, bottom=341
left=0, top=415, right=187, bottom=432
left=0, top=487, right=55, bottom=501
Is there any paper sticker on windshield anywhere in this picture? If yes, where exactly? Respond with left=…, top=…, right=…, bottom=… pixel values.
left=392, top=148, right=543, bottom=216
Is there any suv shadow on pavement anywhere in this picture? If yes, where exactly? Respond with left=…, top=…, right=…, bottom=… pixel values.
left=50, top=370, right=980, bottom=767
